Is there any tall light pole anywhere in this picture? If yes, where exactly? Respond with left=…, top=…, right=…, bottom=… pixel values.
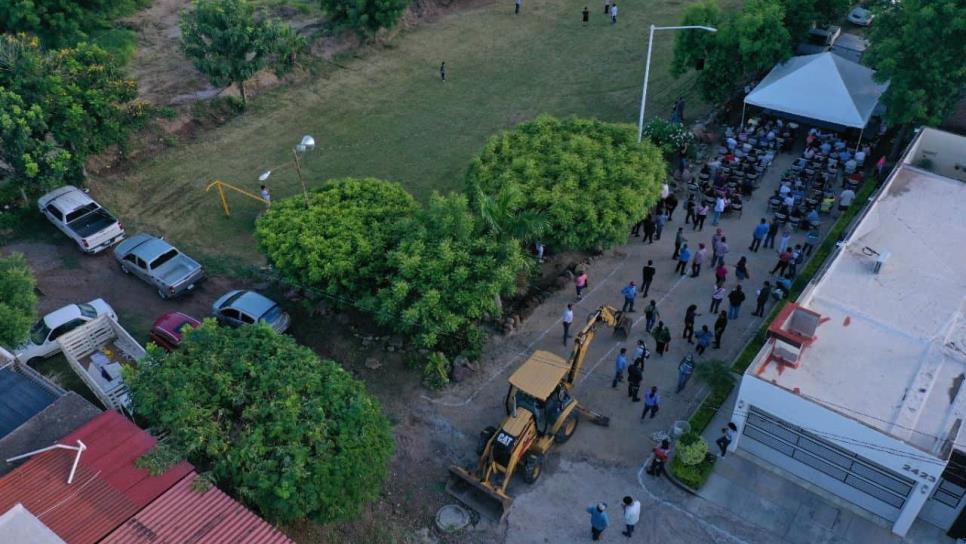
left=637, top=25, right=717, bottom=144
left=259, top=135, right=316, bottom=208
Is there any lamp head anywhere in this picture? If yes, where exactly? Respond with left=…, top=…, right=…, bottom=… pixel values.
left=258, top=170, right=271, bottom=181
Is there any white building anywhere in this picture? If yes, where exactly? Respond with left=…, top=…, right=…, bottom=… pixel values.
left=730, top=127, right=966, bottom=538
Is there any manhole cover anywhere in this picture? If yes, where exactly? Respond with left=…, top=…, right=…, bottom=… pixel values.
left=435, top=504, right=470, bottom=532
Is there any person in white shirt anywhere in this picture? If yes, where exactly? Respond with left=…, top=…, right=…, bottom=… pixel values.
left=854, top=149, right=866, bottom=166
left=609, top=2, right=617, bottom=23
left=783, top=194, right=795, bottom=211
left=260, top=185, right=271, bottom=204
left=621, top=496, right=641, bottom=537
left=839, top=188, right=855, bottom=211
left=716, top=422, right=738, bottom=457
left=562, top=304, right=574, bottom=345
left=803, top=147, right=815, bottom=160
left=844, top=158, right=857, bottom=174
left=779, top=182, right=791, bottom=197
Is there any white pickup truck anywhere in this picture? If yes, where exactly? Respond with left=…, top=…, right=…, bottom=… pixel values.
left=38, top=186, right=125, bottom=254
left=57, top=314, right=145, bottom=413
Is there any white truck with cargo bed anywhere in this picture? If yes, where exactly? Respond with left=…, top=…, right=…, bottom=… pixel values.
left=37, top=185, right=125, bottom=254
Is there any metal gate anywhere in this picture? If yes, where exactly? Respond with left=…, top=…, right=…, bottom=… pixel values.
left=742, top=406, right=914, bottom=520
left=919, top=451, right=966, bottom=533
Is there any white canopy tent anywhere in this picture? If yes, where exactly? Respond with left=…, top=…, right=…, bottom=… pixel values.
left=742, top=52, right=889, bottom=144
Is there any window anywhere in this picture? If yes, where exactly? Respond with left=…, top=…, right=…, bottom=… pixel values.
left=29, top=319, right=52, bottom=345
left=46, top=205, right=63, bottom=221
left=124, top=254, right=139, bottom=266
left=77, top=303, right=97, bottom=318
left=149, top=249, right=179, bottom=269
left=64, top=202, right=98, bottom=223
left=239, top=313, right=256, bottom=324
left=221, top=309, right=240, bottom=321
left=49, top=318, right=86, bottom=340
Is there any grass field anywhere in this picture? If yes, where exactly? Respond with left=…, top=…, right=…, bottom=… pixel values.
left=97, top=0, right=734, bottom=262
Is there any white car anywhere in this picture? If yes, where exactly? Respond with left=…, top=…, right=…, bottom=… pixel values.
left=848, top=7, right=874, bottom=26
left=14, top=299, right=116, bottom=363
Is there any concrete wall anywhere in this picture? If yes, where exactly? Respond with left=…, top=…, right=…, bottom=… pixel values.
left=731, top=376, right=947, bottom=536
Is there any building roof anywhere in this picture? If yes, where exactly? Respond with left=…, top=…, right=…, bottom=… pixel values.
left=102, top=471, right=292, bottom=544
left=0, top=365, right=61, bottom=439
left=0, top=411, right=192, bottom=544
left=0, top=392, right=101, bottom=476
left=748, top=128, right=966, bottom=458
left=0, top=504, right=66, bottom=544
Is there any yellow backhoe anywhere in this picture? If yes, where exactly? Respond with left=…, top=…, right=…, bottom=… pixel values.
left=447, top=305, right=631, bottom=521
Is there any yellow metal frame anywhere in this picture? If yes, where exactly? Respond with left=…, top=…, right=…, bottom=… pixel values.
left=205, top=179, right=271, bottom=217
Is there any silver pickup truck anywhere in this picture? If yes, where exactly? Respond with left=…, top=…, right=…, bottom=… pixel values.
left=38, top=186, right=125, bottom=254
left=114, top=234, right=206, bottom=299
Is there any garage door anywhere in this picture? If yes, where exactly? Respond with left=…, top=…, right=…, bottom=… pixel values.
left=742, top=406, right=914, bottom=520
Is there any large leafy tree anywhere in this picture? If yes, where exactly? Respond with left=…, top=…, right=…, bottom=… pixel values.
left=180, top=0, right=305, bottom=106
left=865, top=0, right=966, bottom=127
left=0, top=253, right=38, bottom=347
left=779, top=0, right=849, bottom=42
left=127, top=322, right=394, bottom=523
left=0, top=34, right=142, bottom=192
left=255, top=178, right=418, bottom=300
left=0, top=0, right=108, bottom=48
left=671, top=0, right=721, bottom=78
left=465, top=115, right=666, bottom=252
left=319, top=0, right=411, bottom=36
left=369, top=193, right=528, bottom=357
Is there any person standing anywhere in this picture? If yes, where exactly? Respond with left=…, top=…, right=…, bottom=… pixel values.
left=515, top=0, right=521, bottom=14
left=642, top=214, right=656, bottom=244
left=771, top=248, right=792, bottom=276
left=440, top=61, right=446, bottom=81
left=777, top=229, right=791, bottom=254
left=714, top=262, right=728, bottom=287
left=612, top=348, right=628, bottom=388
left=603, top=0, right=609, bottom=14
left=575, top=270, right=588, bottom=300
left=582, top=6, right=589, bottom=24
left=802, top=229, right=819, bottom=257
left=665, top=193, right=678, bottom=221
left=676, top=353, right=695, bottom=392
left=675, top=244, right=691, bottom=276
left=711, top=195, right=726, bottom=226
left=609, top=2, right=617, bottom=23
left=632, top=338, right=649, bottom=366
left=644, top=299, right=659, bottom=332
left=654, top=209, right=668, bottom=240
left=710, top=285, right=726, bottom=313
left=753, top=281, right=772, bottom=317
left=714, top=236, right=728, bottom=266
left=535, top=240, right=545, bottom=263
left=586, top=503, right=609, bottom=541
left=749, top=218, right=768, bottom=252
left=695, top=326, right=712, bottom=355
left=627, top=358, right=643, bottom=401
left=562, top=304, right=574, bottom=345
left=647, top=439, right=671, bottom=476
left=716, top=422, right=738, bottom=457
left=260, top=185, right=271, bottom=203
left=694, top=202, right=709, bottom=231
left=735, top=256, right=749, bottom=282
left=728, top=285, right=745, bottom=319
left=684, top=194, right=696, bottom=225
left=673, top=228, right=686, bottom=259
left=621, top=496, right=641, bottom=538
left=838, top=187, right=856, bottom=212
left=641, top=386, right=660, bottom=419
left=691, top=243, right=706, bottom=278
left=785, top=244, right=803, bottom=278
left=653, top=322, right=670, bottom=356
left=683, top=304, right=700, bottom=343
left=641, top=260, right=656, bottom=297
left=713, top=310, right=728, bottom=349
left=621, top=281, right=637, bottom=312
left=764, top=219, right=779, bottom=249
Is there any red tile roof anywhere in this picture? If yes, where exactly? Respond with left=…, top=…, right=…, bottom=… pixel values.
left=0, top=411, right=192, bottom=544
left=102, top=471, right=292, bottom=544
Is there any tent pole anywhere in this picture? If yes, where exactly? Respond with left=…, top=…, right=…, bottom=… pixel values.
left=856, top=127, right=864, bottom=153
left=740, top=102, right=747, bottom=128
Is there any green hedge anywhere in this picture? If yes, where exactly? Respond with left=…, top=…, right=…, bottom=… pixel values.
left=688, top=384, right=734, bottom=434
left=670, top=452, right=717, bottom=489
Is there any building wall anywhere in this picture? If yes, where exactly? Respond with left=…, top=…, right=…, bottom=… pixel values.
left=732, top=375, right=947, bottom=536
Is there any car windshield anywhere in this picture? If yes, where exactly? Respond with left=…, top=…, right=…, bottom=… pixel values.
left=261, top=304, right=284, bottom=323
left=150, top=249, right=180, bottom=269
left=77, top=303, right=97, bottom=318
left=29, top=319, right=51, bottom=345
left=64, top=202, right=98, bottom=223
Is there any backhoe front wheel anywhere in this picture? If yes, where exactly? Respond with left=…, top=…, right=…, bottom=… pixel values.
left=554, top=413, right=579, bottom=444
left=522, top=454, right=544, bottom=484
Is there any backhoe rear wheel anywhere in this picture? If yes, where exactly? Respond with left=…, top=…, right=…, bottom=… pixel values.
left=522, top=454, right=544, bottom=484
left=554, top=413, right=579, bottom=444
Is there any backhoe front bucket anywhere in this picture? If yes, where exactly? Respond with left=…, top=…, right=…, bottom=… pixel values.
left=447, top=466, right=514, bottom=522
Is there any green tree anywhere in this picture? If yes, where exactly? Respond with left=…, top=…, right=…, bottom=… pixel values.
left=865, top=0, right=966, bottom=127
left=126, top=321, right=394, bottom=523
left=0, top=87, right=72, bottom=191
left=319, top=0, right=411, bottom=36
left=695, top=359, right=736, bottom=393
left=465, top=115, right=666, bottom=252
left=671, top=0, right=721, bottom=77
left=0, top=0, right=147, bottom=48
left=778, top=0, right=848, bottom=42
left=473, top=183, right=548, bottom=244
left=0, top=253, right=38, bottom=347
left=180, top=0, right=304, bottom=106
left=369, top=193, right=528, bottom=357
left=255, top=178, right=418, bottom=299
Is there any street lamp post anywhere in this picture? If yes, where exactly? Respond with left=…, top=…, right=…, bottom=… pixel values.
left=637, top=25, right=717, bottom=144
left=259, top=135, right=316, bottom=208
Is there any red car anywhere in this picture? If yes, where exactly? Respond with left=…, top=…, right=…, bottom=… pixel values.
left=149, top=312, right=201, bottom=352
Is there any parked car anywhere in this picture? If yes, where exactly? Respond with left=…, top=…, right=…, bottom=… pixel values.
left=37, top=186, right=125, bottom=254
left=211, top=290, right=290, bottom=333
left=148, top=312, right=201, bottom=352
left=797, top=24, right=842, bottom=55
left=114, top=234, right=206, bottom=299
left=14, top=299, right=116, bottom=362
left=847, top=7, right=874, bottom=26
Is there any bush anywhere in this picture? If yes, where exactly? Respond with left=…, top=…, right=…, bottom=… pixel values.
left=126, top=321, right=394, bottom=523
left=0, top=253, right=38, bottom=347
left=368, top=192, right=528, bottom=357
left=642, top=118, right=695, bottom=157
left=256, top=178, right=418, bottom=300
left=320, top=0, right=411, bottom=36
left=676, top=432, right=709, bottom=466
left=671, top=452, right=716, bottom=489
left=688, top=383, right=733, bottom=434
left=0, top=0, right=149, bottom=49
left=423, top=352, right=451, bottom=390
left=466, top=115, right=666, bottom=251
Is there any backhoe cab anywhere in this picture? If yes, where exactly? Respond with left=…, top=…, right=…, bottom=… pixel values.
left=447, top=306, right=628, bottom=521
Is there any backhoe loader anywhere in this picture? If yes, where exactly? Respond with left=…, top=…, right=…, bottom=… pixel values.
left=447, top=305, right=631, bottom=521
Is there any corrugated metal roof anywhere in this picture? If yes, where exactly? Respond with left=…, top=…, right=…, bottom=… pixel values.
left=0, top=412, right=191, bottom=544
left=102, top=471, right=292, bottom=544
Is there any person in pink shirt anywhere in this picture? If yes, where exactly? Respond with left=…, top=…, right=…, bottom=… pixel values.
left=575, top=271, right=588, bottom=300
